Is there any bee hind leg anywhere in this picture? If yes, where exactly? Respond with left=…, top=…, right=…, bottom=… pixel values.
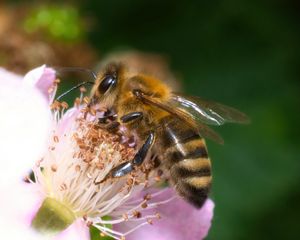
left=95, top=131, right=155, bottom=184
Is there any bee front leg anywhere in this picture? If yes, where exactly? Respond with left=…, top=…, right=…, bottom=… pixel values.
left=97, top=109, right=120, bottom=132
left=95, top=131, right=155, bottom=184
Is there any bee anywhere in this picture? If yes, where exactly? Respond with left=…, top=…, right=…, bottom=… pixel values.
left=72, top=62, right=249, bottom=208
left=86, top=62, right=250, bottom=208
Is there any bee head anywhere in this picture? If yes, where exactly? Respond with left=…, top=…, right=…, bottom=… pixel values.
left=90, top=62, right=123, bottom=108
left=98, top=74, right=117, bottom=94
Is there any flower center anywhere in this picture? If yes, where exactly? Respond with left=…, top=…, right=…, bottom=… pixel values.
left=31, top=197, right=76, bottom=235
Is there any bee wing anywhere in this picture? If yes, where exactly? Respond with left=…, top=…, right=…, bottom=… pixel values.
left=171, top=93, right=250, bottom=126
left=139, top=93, right=224, bottom=144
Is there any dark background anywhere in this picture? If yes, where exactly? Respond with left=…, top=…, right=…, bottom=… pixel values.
left=2, top=0, right=300, bottom=239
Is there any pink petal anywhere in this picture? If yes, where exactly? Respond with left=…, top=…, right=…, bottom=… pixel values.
left=23, top=65, right=56, bottom=101
left=54, top=219, right=90, bottom=240
left=55, top=107, right=81, bottom=135
left=116, top=189, right=214, bottom=240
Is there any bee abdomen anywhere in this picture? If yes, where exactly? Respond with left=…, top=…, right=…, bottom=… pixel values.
left=158, top=116, right=212, bottom=208
left=176, top=176, right=211, bottom=208
left=171, top=158, right=211, bottom=178
left=171, top=157, right=212, bottom=208
left=165, top=139, right=211, bottom=208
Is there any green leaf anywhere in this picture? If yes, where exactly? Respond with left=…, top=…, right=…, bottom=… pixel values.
left=90, top=216, right=114, bottom=240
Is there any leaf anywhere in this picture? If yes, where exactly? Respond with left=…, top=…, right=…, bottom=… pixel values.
left=90, top=216, right=114, bottom=240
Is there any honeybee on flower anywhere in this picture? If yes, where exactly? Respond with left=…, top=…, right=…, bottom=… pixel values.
left=0, top=65, right=214, bottom=240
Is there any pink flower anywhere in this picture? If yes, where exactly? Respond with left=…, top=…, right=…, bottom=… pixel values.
left=0, top=66, right=214, bottom=240
left=115, top=189, right=214, bottom=240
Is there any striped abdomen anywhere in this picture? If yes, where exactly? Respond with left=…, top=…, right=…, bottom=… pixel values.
left=158, top=116, right=211, bottom=208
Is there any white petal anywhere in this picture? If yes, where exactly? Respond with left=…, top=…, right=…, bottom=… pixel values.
left=0, top=183, right=43, bottom=240
left=0, top=218, right=41, bottom=240
left=54, top=220, right=90, bottom=240
left=0, top=67, right=22, bottom=82
left=0, top=74, right=52, bottom=185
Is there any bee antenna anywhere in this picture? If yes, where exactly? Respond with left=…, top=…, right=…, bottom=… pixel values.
left=52, top=66, right=97, bottom=101
left=54, top=66, right=97, bottom=80
left=56, top=81, right=94, bottom=101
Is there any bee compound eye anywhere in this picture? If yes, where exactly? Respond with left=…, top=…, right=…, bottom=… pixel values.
left=98, top=75, right=117, bottom=94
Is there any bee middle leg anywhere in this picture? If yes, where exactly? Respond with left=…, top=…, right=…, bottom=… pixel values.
left=95, top=131, right=155, bottom=184
left=98, top=111, right=143, bottom=133
left=120, top=111, right=143, bottom=123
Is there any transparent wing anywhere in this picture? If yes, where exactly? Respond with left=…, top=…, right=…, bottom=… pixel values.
left=171, top=93, right=250, bottom=126
left=139, top=93, right=224, bottom=144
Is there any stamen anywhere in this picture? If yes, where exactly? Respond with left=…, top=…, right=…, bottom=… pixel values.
left=122, top=222, right=149, bottom=236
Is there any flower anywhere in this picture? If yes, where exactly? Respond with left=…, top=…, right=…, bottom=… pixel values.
left=0, top=66, right=214, bottom=240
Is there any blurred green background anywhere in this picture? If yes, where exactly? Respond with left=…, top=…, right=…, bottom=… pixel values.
left=2, top=0, right=300, bottom=239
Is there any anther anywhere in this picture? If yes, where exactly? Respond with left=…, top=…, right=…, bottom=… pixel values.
left=141, top=202, right=148, bottom=209
left=132, top=210, right=142, bottom=218
left=51, top=164, right=58, bottom=172
left=61, top=101, right=69, bottom=109
left=83, top=96, right=90, bottom=105
left=80, top=86, right=87, bottom=93
left=147, top=219, right=153, bottom=225
left=143, top=194, right=152, bottom=201
left=122, top=213, right=129, bottom=221
left=53, top=135, right=59, bottom=143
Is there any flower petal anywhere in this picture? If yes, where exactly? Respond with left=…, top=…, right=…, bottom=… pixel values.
left=0, top=182, right=44, bottom=240
left=23, top=65, right=56, bottom=101
left=116, top=189, right=214, bottom=240
left=0, top=218, right=41, bottom=240
left=0, top=67, right=53, bottom=240
left=54, top=220, right=90, bottom=240
left=0, top=70, right=52, bottom=185
left=0, top=67, right=22, bottom=81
